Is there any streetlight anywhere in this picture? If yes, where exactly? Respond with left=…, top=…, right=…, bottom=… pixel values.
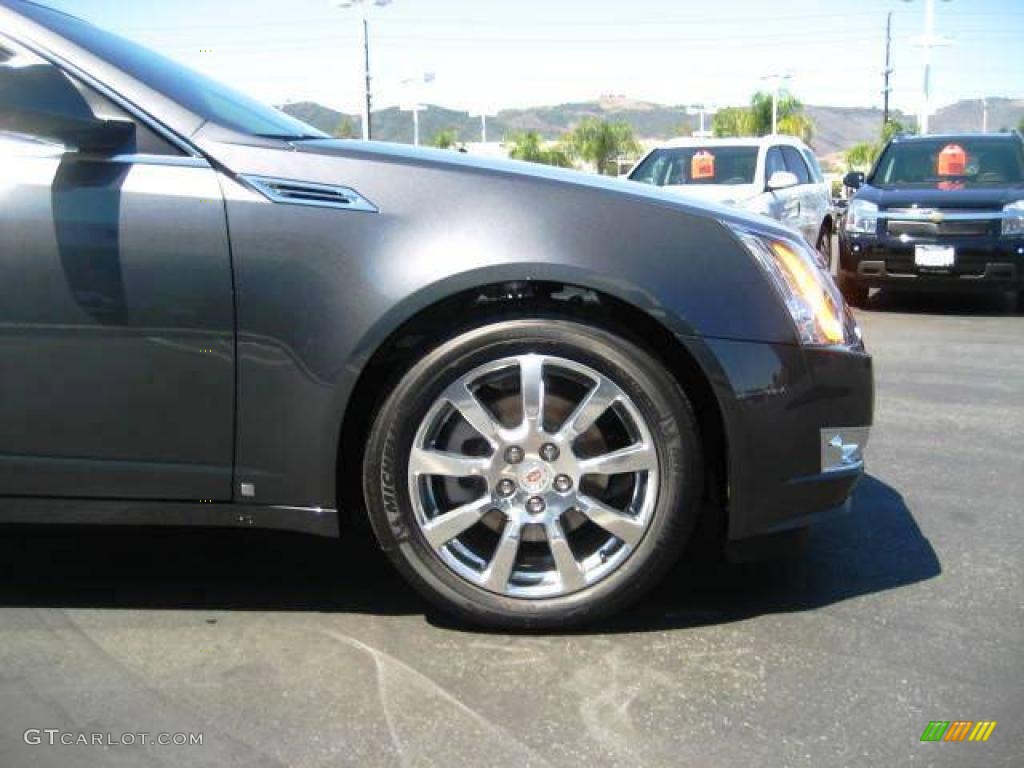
left=760, top=73, right=792, bottom=135
left=400, top=72, right=434, bottom=146
left=686, top=104, right=717, bottom=138
left=334, top=0, right=392, bottom=141
left=902, top=0, right=952, bottom=135
left=469, top=107, right=497, bottom=143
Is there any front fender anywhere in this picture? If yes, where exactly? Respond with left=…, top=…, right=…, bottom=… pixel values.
left=214, top=146, right=796, bottom=509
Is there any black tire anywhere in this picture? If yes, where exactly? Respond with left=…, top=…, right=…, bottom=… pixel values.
left=839, top=271, right=869, bottom=308
left=362, top=318, right=703, bottom=629
left=816, top=221, right=834, bottom=271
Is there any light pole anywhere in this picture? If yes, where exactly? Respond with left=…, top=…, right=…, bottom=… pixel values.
left=902, top=0, right=952, bottom=135
left=686, top=104, right=717, bottom=138
left=469, top=108, right=497, bottom=143
left=760, top=73, right=792, bottom=134
left=335, top=0, right=392, bottom=141
left=400, top=72, right=434, bottom=146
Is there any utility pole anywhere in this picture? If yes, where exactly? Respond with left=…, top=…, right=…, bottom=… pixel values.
left=361, top=11, right=372, bottom=140
left=336, top=0, right=393, bottom=141
left=982, top=97, right=988, bottom=133
left=882, top=11, right=893, bottom=127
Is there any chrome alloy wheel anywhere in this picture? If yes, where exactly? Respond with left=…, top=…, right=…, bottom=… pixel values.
left=407, top=354, right=659, bottom=599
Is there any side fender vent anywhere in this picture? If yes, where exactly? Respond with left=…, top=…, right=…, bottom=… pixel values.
left=241, top=175, right=378, bottom=213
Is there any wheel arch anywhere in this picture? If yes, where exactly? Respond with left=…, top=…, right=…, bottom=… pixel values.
left=337, top=277, right=730, bottom=540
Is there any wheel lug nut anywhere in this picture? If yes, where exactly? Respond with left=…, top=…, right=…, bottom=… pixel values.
left=540, top=443, right=560, bottom=462
left=553, top=474, right=573, bottom=493
left=496, top=478, right=516, bottom=497
left=526, top=496, right=546, bottom=514
left=504, top=446, right=525, bottom=464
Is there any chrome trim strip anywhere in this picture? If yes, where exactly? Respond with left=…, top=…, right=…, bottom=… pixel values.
left=240, top=175, right=379, bottom=213
left=0, top=498, right=341, bottom=538
left=879, top=209, right=1006, bottom=222
left=103, top=153, right=210, bottom=168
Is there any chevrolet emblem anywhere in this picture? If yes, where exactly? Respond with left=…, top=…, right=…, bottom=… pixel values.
left=928, top=210, right=944, bottom=224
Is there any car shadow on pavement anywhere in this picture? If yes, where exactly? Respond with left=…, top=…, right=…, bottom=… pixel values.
left=0, top=475, right=938, bottom=631
left=0, top=520, right=421, bottom=616
left=863, top=288, right=1019, bottom=316
left=562, top=473, right=942, bottom=636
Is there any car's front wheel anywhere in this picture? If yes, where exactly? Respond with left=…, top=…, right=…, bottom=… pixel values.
left=363, top=319, right=703, bottom=629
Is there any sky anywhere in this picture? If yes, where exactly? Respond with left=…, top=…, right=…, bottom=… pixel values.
left=36, top=0, right=1024, bottom=116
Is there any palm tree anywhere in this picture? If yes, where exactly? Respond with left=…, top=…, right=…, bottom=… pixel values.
left=431, top=129, right=460, bottom=150
left=332, top=117, right=356, bottom=139
left=566, top=118, right=641, bottom=175
left=713, top=91, right=814, bottom=143
left=712, top=107, right=756, bottom=137
left=507, top=132, right=573, bottom=168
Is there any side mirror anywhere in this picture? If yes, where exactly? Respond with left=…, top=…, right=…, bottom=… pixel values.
left=0, top=64, right=135, bottom=154
left=843, top=171, right=865, bottom=190
left=12, top=109, right=136, bottom=154
left=766, top=170, right=799, bottom=191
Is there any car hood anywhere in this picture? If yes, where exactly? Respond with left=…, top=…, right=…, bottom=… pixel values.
left=856, top=183, right=1024, bottom=209
left=202, top=134, right=794, bottom=239
left=645, top=183, right=761, bottom=207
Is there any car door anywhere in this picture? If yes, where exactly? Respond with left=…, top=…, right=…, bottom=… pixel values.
left=780, top=145, right=820, bottom=243
left=763, top=145, right=802, bottom=233
left=0, top=37, right=235, bottom=500
left=800, top=146, right=833, bottom=239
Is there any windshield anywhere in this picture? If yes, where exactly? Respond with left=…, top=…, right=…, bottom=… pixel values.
left=21, top=4, right=326, bottom=140
left=630, top=146, right=758, bottom=186
left=871, top=137, right=1024, bottom=189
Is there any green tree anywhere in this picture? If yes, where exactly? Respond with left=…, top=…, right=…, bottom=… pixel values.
left=507, top=132, right=573, bottom=168
left=1017, top=116, right=1024, bottom=134
left=845, top=141, right=877, bottom=171
left=431, top=129, right=460, bottom=150
left=712, top=91, right=814, bottom=143
left=845, top=118, right=914, bottom=170
left=712, top=106, right=756, bottom=137
left=565, top=118, right=641, bottom=175
left=332, top=117, right=356, bottom=139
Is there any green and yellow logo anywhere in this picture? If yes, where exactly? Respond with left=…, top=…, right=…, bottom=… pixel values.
left=920, top=721, right=997, bottom=742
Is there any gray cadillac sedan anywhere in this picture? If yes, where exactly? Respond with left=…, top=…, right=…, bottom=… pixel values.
left=0, top=0, right=873, bottom=628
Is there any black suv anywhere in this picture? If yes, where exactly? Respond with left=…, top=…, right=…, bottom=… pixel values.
left=839, top=132, right=1024, bottom=308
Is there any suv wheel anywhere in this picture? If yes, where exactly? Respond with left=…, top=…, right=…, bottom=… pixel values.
left=363, top=319, right=703, bottom=629
left=839, top=271, right=869, bottom=307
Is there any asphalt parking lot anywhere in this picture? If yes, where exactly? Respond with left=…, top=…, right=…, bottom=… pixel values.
left=0, top=290, right=1021, bottom=768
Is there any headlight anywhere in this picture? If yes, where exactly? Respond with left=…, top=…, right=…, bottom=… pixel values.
left=1002, top=200, right=1024, bottom=235
left=731, top=225, right=848, bottom=346
left=846, top=199, right=878, bottom=234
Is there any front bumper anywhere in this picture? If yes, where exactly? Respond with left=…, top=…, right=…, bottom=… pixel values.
left=694, top=337, right=874, bottom=543
left=839, top=232, right=1024, bottom=291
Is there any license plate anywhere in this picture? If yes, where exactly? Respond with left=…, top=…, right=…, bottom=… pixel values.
left=915, top=245, right=955, bottom=268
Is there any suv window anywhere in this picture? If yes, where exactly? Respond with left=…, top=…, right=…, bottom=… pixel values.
left=801, top=148, right=825, bottom=183
left=781, top=146, right=811, bottom=184
left=765, top=147, right=786, bottom=179
left=0, top=39, right=181, bottom=156
left=629, top=146, right=759, bottom=186
left=872, top=136, right=1024, bottom=188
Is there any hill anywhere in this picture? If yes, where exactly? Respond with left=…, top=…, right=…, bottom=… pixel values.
left=281, top=97, right=1024, bottom=160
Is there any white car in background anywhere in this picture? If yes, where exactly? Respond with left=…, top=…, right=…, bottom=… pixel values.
left=628, top=136, right=836, bottom=260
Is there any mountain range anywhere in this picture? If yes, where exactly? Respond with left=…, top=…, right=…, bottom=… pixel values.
left=281, top=96, right=1024, bottom=167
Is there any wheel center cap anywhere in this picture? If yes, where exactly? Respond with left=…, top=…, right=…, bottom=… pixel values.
left=517, top=461, right=553, bottom=494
